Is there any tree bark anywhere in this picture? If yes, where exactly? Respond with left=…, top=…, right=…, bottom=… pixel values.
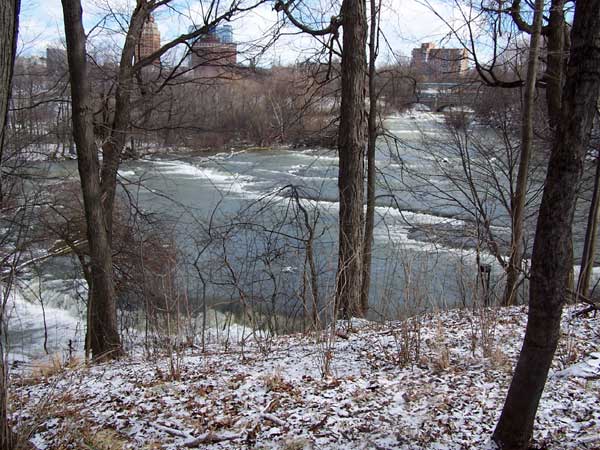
left=62, top=0, right=122, bottom=360
left=336, top=0, right=367, bottom=319
left=545, top=0, right=566, bottom=129
left=101, top=2, right=148, bottom=240
left=360, top=0, right=380, bottom=316
left=0, top=2, right=20, bottom=446
left=0, top=0, right=19, bottom=208
left=503, top=0, right=545, bottom=306
left=576, top=150, right=600, bottom=300
left=493, top=0, right=600, bottom=446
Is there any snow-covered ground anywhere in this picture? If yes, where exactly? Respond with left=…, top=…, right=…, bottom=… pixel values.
left=11, top=305, right=600, bottom=449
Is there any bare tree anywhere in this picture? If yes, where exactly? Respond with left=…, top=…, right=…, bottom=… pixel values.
left=504, top=0, right=545, bottom=306
left=0, top=0, right=20, bottom=447
left=335, top=0, right=368, bottom=318
left=576, top=145, right=600, bottom=301
left=360, top=0, right=382, bottom=315
left=275, top=0, right=368, bottom=318
left=493, top=0, right=600, bottom=446
left=427, top=0, right=571, bottom=305
left=62, top=0, right=123, bottom=359
left=61, top=0, right=267, bottom=359
left=0, top=0, right=20, bottom=206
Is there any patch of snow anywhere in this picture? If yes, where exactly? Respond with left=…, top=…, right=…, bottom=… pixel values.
left=554, top=352, right=600, bottom=379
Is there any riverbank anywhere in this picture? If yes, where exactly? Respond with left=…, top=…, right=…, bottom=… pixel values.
left=11, top=304, right=600, bottom=449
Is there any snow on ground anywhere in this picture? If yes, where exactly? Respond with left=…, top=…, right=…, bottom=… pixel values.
left=11, top=305, right=600, bottom=450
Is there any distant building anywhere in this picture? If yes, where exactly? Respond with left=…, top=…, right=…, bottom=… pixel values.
left=135, top=14, right=161, bottom=66
left=214, top=24, right=233, bottom=44
left=411, top=42, right=468, bottom=78
left=16, top=55, right=46, bottom=71
left=46, top=47, right=67, bottom=76
left=189, top=25, right=237, bottom=77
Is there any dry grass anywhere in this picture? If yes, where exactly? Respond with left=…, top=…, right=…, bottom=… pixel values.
left=28, top=354, right=82, bottom=383
left=262, top=372, right=296, bottom=394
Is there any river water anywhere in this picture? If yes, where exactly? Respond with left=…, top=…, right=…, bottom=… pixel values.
left=7, top=108, right=595, bottom=363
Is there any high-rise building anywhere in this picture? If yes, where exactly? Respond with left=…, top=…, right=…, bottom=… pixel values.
left=135, top=14, right=161, bottom=66
left=46, top=47, right=67, bottom=76
left=189, top=25, right=237, bottom=76
left=215, top=25, right=233, bottom=44
left=411, top=42, right=436, bottom=71
left=411, top=42, right=468, bottom=78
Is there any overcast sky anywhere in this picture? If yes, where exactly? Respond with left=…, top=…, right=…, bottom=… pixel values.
left=18, top=0, right=464, bottom=66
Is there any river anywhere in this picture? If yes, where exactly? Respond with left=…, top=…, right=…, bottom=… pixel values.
left=7, top=107, right=596, bottom=364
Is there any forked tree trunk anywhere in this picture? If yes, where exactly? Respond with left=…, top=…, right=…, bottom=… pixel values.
left=0, top=1, right=20, bottom=448
left=503, top=0, right=544, bottom=306
left=493, top=0, right=600, bottom=446
left=62, top=0, right=122, bottom=360
left=360, top=0, right=380, bottom=316
left=336, top=0, right=367, bottom=319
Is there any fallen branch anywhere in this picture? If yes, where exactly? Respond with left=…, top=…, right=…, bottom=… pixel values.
left=566, top=289, right=600, bottom=317
left=573, top=304, right=600, bottom=317
left=150, top=422, right=192, bottom=439
left=184, top=431, right=241, bottom=447
left=260, top=413, right=286, bottom=427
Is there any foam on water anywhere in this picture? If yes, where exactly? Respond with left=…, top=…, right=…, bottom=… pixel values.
left=150, top=160, right=256, bottom=196
left=6, top=278, right=84, bottom=364
left=118, top=169, right=136, bottom=178
left=375, top=206, right=465, bottom=227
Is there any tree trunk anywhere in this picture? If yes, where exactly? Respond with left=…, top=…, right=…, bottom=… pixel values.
left=545, top=0, right=566, bottom=130
left=0, top=1, right=20, bottom=448
left=360, top=0, right=380, bottom=316
left=101, top=2, right=148, bottom=240
left=62, top=0, right=122, bottom=360
left=336, top=0, right=367, bottom=319
left=493, top=0, right=600, bottom=446
left=0, top=0, right=19, bottom=208
left=503, top=0, right=544, bottom=306
left=576, top=150, right=600, bottom=300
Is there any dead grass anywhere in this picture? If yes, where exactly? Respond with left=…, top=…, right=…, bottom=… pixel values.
left=28, top=354, right=82, bottom=383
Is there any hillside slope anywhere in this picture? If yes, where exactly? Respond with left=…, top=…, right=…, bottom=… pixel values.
left=12, top=305, right=600, bottom=449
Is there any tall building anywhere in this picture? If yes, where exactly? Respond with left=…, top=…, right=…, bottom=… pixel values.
left=215, top=25, right=233, bottom=44
left=411, top=42, right=436, bottom=71
left=135, top=14, right=161, bottom=66
left=411, top=42, right=468, bottom=78
left=189, top=25, right=237, bottom=76
left=46, top=47, right=67, bottom=76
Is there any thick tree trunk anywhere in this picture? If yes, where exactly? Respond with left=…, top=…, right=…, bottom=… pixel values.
left=576, top=151, right=600, bottom=300
left=336, top=0, right=367, bottom=319
left=0, top=1, right=20, bottom=448
left=503, top=0, right=544, bottom=306
left=360, top=0, right=380, bottom=316
left=0, top=1, right=18, bottom=145
left=0, top=0, right=19, bottom=207
left=493, top=0, right=600, bottom=446
left=62, top=0, right=122, bottom=360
